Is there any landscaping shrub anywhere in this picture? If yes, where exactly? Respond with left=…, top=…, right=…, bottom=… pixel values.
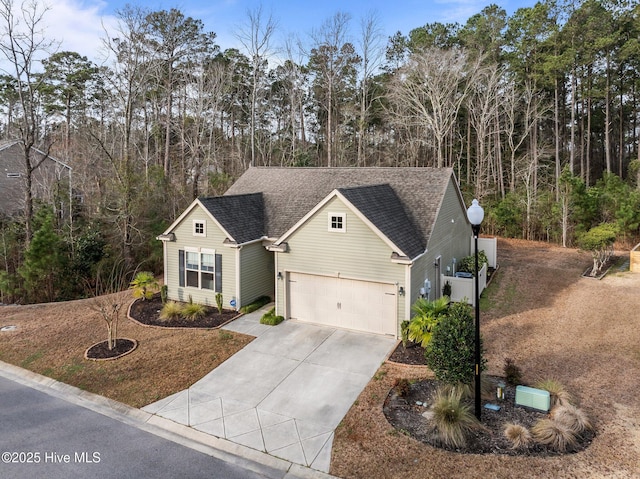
left=503, top=357, right=523, bottom=386
left=431, top=386, right=480, bottom=448
left=531, top=418, right=578, bottom=452
left=182, top=302, right=207, bottom=320
left=393, top=378, right=411, bottom=397
left=240, top=295, right=271, bottom=314
left=407, top=296, right=449, bottom=347
left=400, top=320, right=410, bottom=348
left=215, top=292, right=223, bottom=314
left=160, top=285, right=168, bottom=304
left=129, top=271, right=159, bottom=300
left=504, top=423, right=532, bottom=449
left=260, top=307, right=284, bottom=325
left=550, top=404, right=593, bottom=435
left=159, top=301, right=182, bottom=321
left=456, top=251, right=488, bottom=275
left=535, top=379, right=573, bottom=407
left=425, top=301, right=486, bottom=387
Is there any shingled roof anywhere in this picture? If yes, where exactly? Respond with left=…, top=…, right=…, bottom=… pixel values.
left=223, top=167, right=458, bottom=258
left=199, top=193, right=264, bottom=244
left=337, top=184, right=425, bottom=259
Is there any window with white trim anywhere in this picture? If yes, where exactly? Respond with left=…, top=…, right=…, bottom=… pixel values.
left=328, top=212, right=346, bottom=232
left=6, top=173, right=21, bottom=178
left=193, top=220, right=206, bottom=237
left=183, top=249, right=216, bottom=290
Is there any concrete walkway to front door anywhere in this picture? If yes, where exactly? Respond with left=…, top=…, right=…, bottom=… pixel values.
left=143, top=308, right=396, bottom=473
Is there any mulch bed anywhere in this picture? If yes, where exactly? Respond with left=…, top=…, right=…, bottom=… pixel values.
left=384, top=346, right=596, bottom=456
left=129, top=295, right=239, bottom=328
left=85, top=338, right=137, bottom=360
left=387, top=342, right=427, bottom=365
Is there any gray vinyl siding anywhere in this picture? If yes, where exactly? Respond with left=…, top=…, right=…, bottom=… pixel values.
left=239, top=242, right=274, bottom=307
left=275, top=196, right=406, bottom=333
left=410, top=179, right=471, bottom=305
left=164, top=206, right=237, bottom=308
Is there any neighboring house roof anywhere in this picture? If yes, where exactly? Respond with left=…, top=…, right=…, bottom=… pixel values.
left=224, top=167, right=460, bottom=258
left=0, top=139, right=71, bottom=171
left=199, top=193, right=264, bottom=244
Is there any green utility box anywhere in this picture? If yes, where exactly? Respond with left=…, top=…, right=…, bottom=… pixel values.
left=515, top=385, right=550, bottom=412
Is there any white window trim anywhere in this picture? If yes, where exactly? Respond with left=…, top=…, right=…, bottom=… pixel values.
left=184, top=247, right=216, bottom=290
left=328, top=212, right=346, bottom=233
left=6, top=173, right=21, bottom=178
left=193, top=220, right=206, bottom=237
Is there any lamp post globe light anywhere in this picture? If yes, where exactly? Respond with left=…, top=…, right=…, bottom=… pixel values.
left=467, top=199, right=484, bottom=420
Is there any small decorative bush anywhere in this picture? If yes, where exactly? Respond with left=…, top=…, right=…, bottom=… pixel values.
left=456, top=251, right=489, bottom=275
left=393, top=378, right=411, bottom=397
left=130, top=271, right=159, bottom=300
left=531, top=418, right=578, bottom=452
left=442, top=281, right=452, bottom=297
left=504, top=423, right=532, bottom=449
left=182, top=302, right=207, bottom=320
left=503, top=357, right=523, bottom=386
left=260, top=307, right=284, bottom=325
left=535, top=379, right=573, bottom=407
left=407, top=296, right=449, bottom=347
left=431, top=386, right=480, bottom=448
left=160, top=285, right=168, bottom=304
left=215, top=292, right=223, bottom=314
left=425, top=301, right=486, bottom=386
left=240, top=295, right=271, bottom=314
left=400, top=320, right=410, bottom=348
left=159, top=301, right=182, bottom=321
left=550, top=404, right=593, bottom=435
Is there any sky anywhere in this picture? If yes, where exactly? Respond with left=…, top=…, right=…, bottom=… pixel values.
left=37, top=0, right=535, bottom=64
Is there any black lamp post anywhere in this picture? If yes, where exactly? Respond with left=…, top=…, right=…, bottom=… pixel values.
left=467, top=198, right=484, bottom=420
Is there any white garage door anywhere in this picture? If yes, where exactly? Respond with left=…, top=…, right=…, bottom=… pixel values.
left=287, top=273, right=397, bottom=336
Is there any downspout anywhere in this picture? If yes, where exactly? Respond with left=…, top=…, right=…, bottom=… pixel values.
left=235, top=246, right=242, bottom=310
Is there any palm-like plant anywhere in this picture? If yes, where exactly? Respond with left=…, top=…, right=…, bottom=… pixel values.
left=129, top=271, right=159, bottom=301
left=407, top=296, right=450, bottom=347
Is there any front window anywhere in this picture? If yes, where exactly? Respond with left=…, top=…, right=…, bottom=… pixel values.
left=193, top=220, right=206, bottom=237
left=200, top=253, right=215, bottom=290
left=184, top=251, right=215, bottom=290
left=328, top=212, right=346, bottom=232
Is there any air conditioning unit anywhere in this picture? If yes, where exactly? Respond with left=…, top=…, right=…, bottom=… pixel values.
left=515, top=385, right=550, bottom=412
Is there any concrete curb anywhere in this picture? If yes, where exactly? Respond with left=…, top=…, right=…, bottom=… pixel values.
left=0, top=360, right=338, bottom=479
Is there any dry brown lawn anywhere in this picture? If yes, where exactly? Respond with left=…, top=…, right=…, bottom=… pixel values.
left=331, top=238, right=640, bottom=478
left=0, top=292, right=253, bottom=408
left=1, top=238, right=639, bottom=478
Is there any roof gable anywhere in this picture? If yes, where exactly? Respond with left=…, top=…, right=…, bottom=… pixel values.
left=337, top=184, right=424, bottom=258
left=199, top=193, right=264, bottom=244
left=224, top=167, right=457, bottom=257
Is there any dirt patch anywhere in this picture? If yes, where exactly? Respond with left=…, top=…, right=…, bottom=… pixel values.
left=85, top=338, right=137, bottom=360
left=129, top=295, right=239, bottom=329
left=330, top=238, right=640, bottom=478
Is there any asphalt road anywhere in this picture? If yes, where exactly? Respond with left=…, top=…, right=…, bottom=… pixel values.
left=0, top=376, right=273, bottom=479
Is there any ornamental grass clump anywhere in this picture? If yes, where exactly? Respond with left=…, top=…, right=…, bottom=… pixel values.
left=531, top=418, right=578, bottom=452
left=503, top=423, right=532, bottom=449
left=550, top=404, right=593, bottom=435
left=431, top=386, right=480, bottom=448
left=182, top=302, right=207, bottom=320
left=159, top=301, right=182, bottom=321
left=535, top=379, right=574, bottom=407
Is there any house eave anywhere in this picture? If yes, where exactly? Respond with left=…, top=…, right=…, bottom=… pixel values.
left=266, top=242, right=288, bottom=253
left=156, top=233, right=176, bottom=242
left=390, top=252, right=413, bottom=265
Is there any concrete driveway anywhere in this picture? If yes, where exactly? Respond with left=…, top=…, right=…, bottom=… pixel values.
left=143, top=308, right=396, bottom=472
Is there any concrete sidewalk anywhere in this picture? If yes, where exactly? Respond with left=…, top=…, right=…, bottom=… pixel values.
left=143, top=307, right=397, bottom=472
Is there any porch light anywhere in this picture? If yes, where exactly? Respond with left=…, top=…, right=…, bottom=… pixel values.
left=466, top=198, right=484, bottom=421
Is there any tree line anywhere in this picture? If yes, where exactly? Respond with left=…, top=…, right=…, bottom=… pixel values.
left=0, top=0, right=639, bottom=303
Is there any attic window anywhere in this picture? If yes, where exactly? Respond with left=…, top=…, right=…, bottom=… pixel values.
left=328, top=212, right=346, bottom=232
left=193, top=220, right=206, bottom=237
left=6, top=173, right=21, bottom=178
